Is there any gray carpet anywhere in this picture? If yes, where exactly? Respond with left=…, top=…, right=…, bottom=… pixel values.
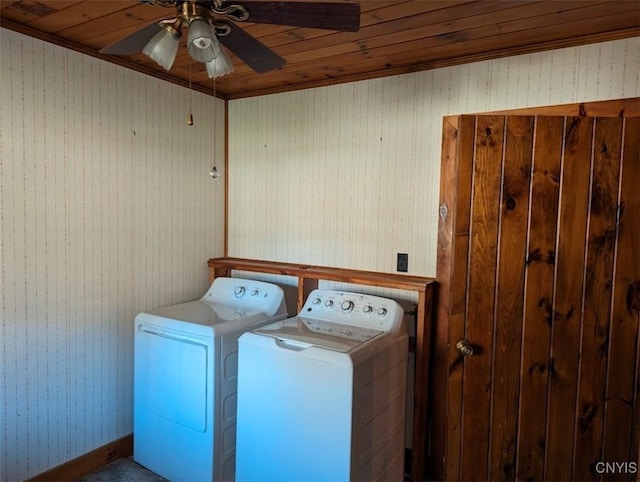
left=77, top=457, right=167, bottom=481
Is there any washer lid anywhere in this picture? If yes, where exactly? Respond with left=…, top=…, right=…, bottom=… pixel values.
left=254, top=316, right=384, bottom=352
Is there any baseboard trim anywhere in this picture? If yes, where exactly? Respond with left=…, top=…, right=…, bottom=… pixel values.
left=26, top=434, right=133, bottom=481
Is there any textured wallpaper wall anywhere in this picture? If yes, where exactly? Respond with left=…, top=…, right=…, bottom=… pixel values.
left=228, top=37, right=640, bottom=277
left=1, top=29, right=225, bottom=481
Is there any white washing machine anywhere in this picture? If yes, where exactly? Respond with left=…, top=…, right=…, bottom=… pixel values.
left=235, top=289, right=408, bottom=482
left=133, top=277, right=288, bottom=482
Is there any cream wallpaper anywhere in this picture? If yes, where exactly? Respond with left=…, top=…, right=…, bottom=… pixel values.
left=228, top=37, right=640, bottom=277
left=1, top=29, right=225, bottom=481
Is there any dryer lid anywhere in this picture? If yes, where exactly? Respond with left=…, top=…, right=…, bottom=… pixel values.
left=148, top=301, right=270, bottom=327
left=254, top=316, right=383, bottom=352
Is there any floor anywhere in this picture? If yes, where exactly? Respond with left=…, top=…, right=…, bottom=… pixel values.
left=77, top=457, right=167, bottom=482
left=79, top=456, right=416, bottom=481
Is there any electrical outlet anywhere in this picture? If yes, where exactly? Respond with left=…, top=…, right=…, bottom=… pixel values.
left=397, top=253, right=408, bottom=272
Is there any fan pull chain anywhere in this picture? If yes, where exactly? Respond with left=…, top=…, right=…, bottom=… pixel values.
left=210, top=77, right=219, bottom=179
left=187, top=63, right=194, bottom=125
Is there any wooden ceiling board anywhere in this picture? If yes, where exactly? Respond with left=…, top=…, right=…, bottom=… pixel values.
left=25, top=2, right=128, bottom=32
left=1, top=0, right=82, bottom=22
left=269, top=2, right=567, bottom=64
left=358, top=1, right=472, bottom=28
left=56, top=5, right=170, bottom=43
left=259, top=2, right=527, bottom=53
left=210, top=1, right=474, bottom=74
left=1, top=0, right=638, bottom=99
left=231, top=1, right=411, bottom=48
left=209, top=3, right=638, bottom=85
left=192, top=1, right=544, bottom=78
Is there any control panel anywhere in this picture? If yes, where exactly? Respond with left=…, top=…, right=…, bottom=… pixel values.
left=200, top=277, right=286, bottom=318
left=301, top=289, right=404, bottom=334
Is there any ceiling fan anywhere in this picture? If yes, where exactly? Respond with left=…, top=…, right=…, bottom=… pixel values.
left=100, top=0, right=361, bottom=78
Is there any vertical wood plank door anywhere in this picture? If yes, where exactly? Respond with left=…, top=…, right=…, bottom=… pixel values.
left=437, top=114, right=640, bottom=481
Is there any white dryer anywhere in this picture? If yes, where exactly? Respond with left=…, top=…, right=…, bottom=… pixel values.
left=133, top=277, right=288, bottom=482
left=235, top=289, right=408, bottom=482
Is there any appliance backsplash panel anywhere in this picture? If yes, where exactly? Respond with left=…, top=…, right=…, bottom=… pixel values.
left=228, top=37, right=639, bottom=276
left=0, top=29, right=225, bottom=482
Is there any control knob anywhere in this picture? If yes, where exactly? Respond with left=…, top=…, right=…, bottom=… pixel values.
left=234, top=286, right=246, bottom=297
left=312, top=298, right=321, bottom=305
left=325, top=300, right=334, bottom=308
left=341, top=300, right=354, bottom=313
left=377, top=307, right=387, bottom=316
left=363, top=305, right=373, bottom=314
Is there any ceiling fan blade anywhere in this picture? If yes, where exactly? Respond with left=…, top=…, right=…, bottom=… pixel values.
left=217, top=22, right=285, bottom=73
left=238, top=1, right=360, bottom=32
left=99, top=21, right=165, bottom=55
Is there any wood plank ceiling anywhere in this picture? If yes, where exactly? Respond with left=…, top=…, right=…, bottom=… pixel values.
left=1, top=0, right=639, bottom=99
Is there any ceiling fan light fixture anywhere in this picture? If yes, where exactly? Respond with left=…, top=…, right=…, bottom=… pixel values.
left=187, top=18, right=220, bottom=63
left=102, top=1, right=361, bottom=90
left=205, top=48, right=234, bottom=79
left=142, top=24, right=181, bottom=70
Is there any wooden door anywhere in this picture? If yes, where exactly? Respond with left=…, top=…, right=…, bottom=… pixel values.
left=435, top=113, right=639, bottom=481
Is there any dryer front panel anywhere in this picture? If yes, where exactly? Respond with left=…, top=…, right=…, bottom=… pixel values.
left=135, top=324, right=208, bottom=432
